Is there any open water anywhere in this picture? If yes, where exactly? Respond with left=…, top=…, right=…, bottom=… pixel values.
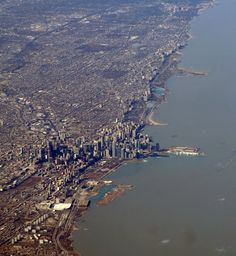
left=73, top=1, right=236, bottom=255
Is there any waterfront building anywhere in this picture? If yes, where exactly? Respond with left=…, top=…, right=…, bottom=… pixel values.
left=112, top=141, right=117, bottom=158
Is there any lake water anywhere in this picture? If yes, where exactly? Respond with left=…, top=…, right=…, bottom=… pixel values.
left=73, top=1, right=236, bottom=255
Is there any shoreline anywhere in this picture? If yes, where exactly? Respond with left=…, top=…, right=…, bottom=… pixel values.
left=146, top=106, right=168, bottom=126
left=70, top=155, right=155, bottom=255
left=63, top=159, right=129, bottom=255
left=71, top=56, right=193, bottom=256
left=0, top=0, right=218, bottom=255
left=69, top=2, right=215, bottom=255
left=69, top=63, right=183, bottom=255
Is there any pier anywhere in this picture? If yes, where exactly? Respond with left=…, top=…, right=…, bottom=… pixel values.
left=177, top=67, right=208, bottom=76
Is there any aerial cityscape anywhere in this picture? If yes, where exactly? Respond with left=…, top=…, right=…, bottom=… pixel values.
left=2, top=0, right=232, bottom=255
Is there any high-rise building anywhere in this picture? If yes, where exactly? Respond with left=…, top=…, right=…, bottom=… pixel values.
left=104, top=149, right=111, bottom=158
left=132, top=128, right=137, bottom=139
left=112, top=141, right=116, bottom=158
left=47, top=141, right=54, bottom=161
left=116, top=146, right=121, bottom=158
left=121, top=148, right=125, bottom=159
